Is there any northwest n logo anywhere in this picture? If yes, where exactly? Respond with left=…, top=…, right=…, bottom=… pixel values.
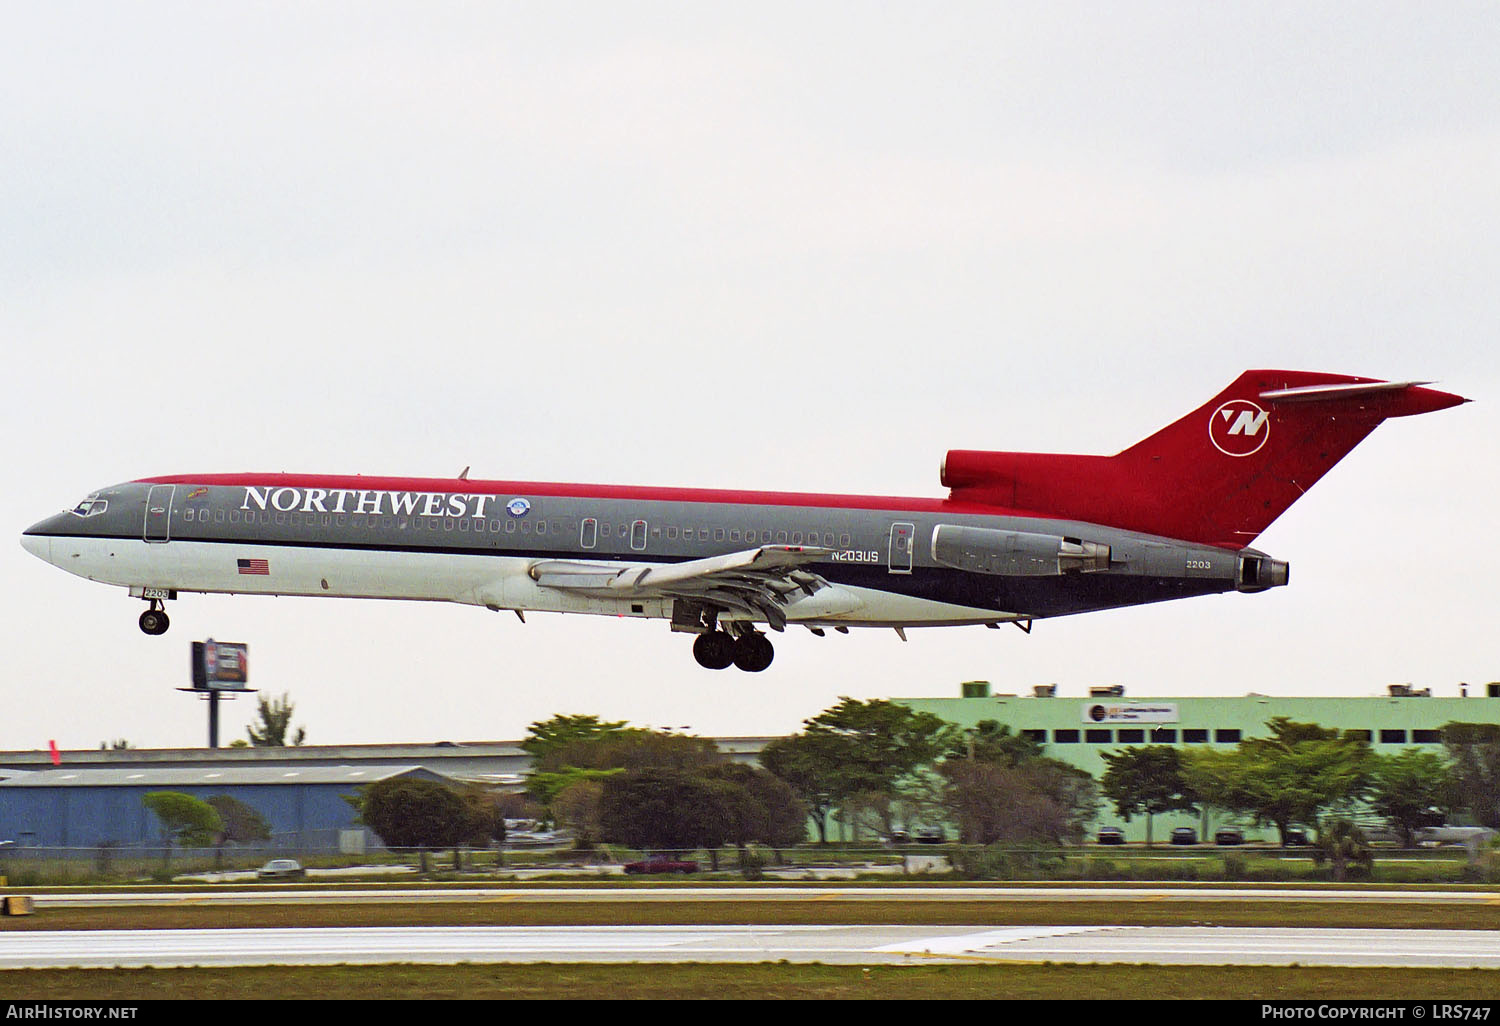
left=1209, top=400, right=1269, bottom=457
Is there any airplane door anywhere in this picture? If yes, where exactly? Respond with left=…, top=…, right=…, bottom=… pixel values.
left=144, top=485, right=174, bottom=543
left=888, top=522, right=914, bottom=574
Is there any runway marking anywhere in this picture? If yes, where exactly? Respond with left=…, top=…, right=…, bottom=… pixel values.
left=873, top=926, right=1122, bottom=956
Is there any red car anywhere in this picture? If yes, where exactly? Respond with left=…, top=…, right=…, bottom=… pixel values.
left=623, top=856, right=699, bottom=875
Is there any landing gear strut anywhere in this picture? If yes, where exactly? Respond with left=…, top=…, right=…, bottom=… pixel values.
left=691, top=628, right=774, bottom=672
left=138, top=600, right=170, bottom=636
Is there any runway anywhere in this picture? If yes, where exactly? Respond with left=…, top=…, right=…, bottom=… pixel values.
left=6, top=924, right=1500, bottom=968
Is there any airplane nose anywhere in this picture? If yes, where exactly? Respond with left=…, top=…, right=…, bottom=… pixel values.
left=20, top=524, right=53, bottom=564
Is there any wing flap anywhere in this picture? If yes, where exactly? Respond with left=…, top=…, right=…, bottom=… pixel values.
left=530, top=545, right=832, bottom=629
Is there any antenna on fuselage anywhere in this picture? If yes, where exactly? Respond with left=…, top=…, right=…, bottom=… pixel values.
left=458, top=466, right=470, bottom=480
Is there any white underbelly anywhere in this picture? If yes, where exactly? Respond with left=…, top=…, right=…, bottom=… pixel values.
left=50, top=538, right=1011, bottom=626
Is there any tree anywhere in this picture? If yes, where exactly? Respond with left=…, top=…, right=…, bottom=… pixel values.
left=1442, top=723, right=1500, bottom=829
left=597, top=769, right=735, bottom=864
left=359, top=777, right=484, bottom=873
left=702, top=763, right=809, bottom=856
left=455, top=783, right=508, bottom=869
left=1186, top=719, right=1374, bottom=845
left=143, top=792, right=223, bottom=864
left=943, top=721, right=1043, bottom=766
left=523, top=722, right=721, bottom=837
left=758, top=731, right=846, bottom=844
left=761, top=698, right=954, bottom=842
left=535, top=729, right=723, bottom=775
left=940, top=756, right=1097, bottom=846
left=521, top=714, right=631, bottom=765
left=1099, top=746, right=1198, bottom=847
left=1368, top=749, right=1456, bottom=847
left=526, top=766, right=623, bottom=808
left=246, top=693, right=306, bottom=747
left=207, top=795, right=271, bottom=844
left=551, top=778, right=607, bottom=849
left=206, top=794, right=272, bottom=868
left=1312, top=817, right=1373, bottom=882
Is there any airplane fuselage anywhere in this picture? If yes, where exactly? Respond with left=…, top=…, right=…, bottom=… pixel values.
left=21, top=473, right=1270, bottom=630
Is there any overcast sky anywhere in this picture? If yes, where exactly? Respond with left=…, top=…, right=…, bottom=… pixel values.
left=3, top=2, right=1497, bottom=752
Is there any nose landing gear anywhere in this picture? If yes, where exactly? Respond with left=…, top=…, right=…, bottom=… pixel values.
left=138, top=600, right=170, bottom=636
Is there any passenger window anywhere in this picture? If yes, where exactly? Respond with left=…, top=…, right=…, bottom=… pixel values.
left=714, top=529, right=725, bottom=542
left=666, top=526, right=678, bottom=539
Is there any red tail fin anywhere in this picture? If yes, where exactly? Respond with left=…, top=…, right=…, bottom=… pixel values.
left=942, top=371, right=1468, bottom=548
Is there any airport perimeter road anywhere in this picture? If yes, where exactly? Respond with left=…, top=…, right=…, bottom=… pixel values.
left=6, top=924, right=1500, bottom=969
left=26, top=885, right=1500, bottom=909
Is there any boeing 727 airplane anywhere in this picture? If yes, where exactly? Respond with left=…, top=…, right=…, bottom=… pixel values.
left=20, top=370, right=1466, bottom=671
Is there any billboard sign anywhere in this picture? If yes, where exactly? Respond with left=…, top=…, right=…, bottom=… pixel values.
left=191, top=640, right=250, bottom=690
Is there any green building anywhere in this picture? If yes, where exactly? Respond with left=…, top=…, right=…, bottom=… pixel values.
left=897, top=682, right=1500, bottom=843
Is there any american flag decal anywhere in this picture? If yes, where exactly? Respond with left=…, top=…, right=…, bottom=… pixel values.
left=237, top=558, right=270, bottom=576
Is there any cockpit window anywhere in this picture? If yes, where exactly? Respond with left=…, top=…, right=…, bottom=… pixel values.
left=69, top=496, right=108, bottom=517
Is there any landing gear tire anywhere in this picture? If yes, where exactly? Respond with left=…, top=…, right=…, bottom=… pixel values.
left=731, top=631, right=774, bottom=673
left=692, top=631, right=735, bottom=670
left=138, top=607, right=170, bottom=636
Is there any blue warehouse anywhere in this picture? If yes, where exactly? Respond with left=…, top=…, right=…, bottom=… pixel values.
left=0, top=765, right=456, bottom=851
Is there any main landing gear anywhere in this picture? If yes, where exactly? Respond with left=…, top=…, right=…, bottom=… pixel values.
left=692, top=629, right=774, bottom=673
left=138, top=600, right=170, bottom=636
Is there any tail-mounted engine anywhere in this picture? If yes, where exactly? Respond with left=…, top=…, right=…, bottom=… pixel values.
left=931, top=524, right=1111, bottom=577
left=1236, top=552, right=1290, bottom=593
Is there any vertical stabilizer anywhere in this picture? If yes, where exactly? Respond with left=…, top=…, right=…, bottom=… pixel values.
left=942, top=371, right=1468, bottom=547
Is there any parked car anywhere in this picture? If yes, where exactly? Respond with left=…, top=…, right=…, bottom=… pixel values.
left=915, top=828, right=946, bottom=844
left=1096, top=827, right=1126, bottom=845
left=256, top=858, right=305, bottom=880
left=1283, top=829, right=1309, bottom=846
left=1214, top=828, right=1245, bottom=846
left=622, top=856, right=699, bottom=875
left=1169, top=827, right=1198, bottom=846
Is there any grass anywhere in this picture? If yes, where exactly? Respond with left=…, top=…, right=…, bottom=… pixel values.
left=2, top=962, right=1499, bottom=1000
left=7, top=897, right=1500, bottom=932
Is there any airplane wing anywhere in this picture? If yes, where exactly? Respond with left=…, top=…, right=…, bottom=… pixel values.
left=529, top=545, right=833, bottom=631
